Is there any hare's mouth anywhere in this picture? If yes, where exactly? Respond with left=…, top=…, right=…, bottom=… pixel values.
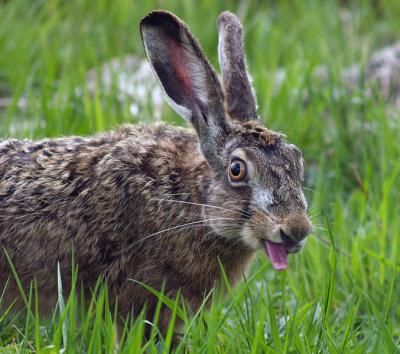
left=261, top=239, right=288, bottom=271
left=261, top=231, right=306, bottom=271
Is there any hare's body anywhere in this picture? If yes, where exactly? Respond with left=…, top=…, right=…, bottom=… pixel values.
left=1, top=10, right=313, bottom=344
left=0, top=124, right=254, bottom=329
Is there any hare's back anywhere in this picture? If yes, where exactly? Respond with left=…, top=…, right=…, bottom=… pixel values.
left=0, top=123, right=198, bottom=235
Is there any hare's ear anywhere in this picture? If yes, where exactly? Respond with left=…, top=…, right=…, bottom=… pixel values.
left=217, top=11, right=260, bottom=123
left=140, top=11, right=230, bottom=162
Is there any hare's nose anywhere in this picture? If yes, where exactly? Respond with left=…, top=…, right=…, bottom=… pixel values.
left=280, top=214, right=313, bottom=243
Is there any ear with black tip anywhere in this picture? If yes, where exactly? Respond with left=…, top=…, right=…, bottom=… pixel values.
left=217, top=11, right=260, bottom=123
left=140, top=10, right=230, bottom=169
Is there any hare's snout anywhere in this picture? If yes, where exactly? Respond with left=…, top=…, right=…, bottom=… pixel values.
left=280, top=214, right=313, bottom=244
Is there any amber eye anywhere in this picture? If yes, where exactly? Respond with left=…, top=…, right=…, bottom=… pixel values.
left=229, top=160, right=246, bottom=181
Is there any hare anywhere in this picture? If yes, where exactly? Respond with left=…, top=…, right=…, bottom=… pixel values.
left=0, top=10, right=312, bottom=345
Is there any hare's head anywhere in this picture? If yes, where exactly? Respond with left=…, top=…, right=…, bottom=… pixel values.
left=140, top=11, right=312, bottom=270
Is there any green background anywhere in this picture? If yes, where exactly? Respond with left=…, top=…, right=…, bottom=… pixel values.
left=0, top=0, right=399, bottom=352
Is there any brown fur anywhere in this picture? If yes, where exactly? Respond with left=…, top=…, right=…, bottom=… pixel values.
left=0, top=10, right=312, bottom=346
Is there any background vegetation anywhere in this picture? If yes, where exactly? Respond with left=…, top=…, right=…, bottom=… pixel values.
left=0, top=0, right=399, bottom=352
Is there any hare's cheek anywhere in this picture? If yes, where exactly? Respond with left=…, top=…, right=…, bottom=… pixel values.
left=205, top=216, right=244, bottom=241
left=239, top=212, right=280, bottom=250
left=239, top=225, right=260, bottom=250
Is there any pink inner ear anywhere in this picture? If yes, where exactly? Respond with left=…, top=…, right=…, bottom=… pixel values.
left=168, top=38, right=196, bottom=101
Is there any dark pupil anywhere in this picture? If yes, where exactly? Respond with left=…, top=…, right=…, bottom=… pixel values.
left=231, top=162, right=241, bottom=176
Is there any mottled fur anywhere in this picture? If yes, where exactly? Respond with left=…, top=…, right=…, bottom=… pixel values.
left=0, top=10, right=312, bottom=345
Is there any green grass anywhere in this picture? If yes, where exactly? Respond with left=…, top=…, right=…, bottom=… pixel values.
left=1, top=0, right=400, bottom=352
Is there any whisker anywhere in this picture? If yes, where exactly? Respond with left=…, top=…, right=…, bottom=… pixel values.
left=115, top=217, right=243, bottom=255
left=219, top=201, right=252, bottom=217
left=247, top=211, right=276, bottom=224
left=142, top=217, right=232, bottom=238
left=183, top=214, right=248, bottom=223
left=150, top=198, right=251, bottom=218
left=183, top=212, right=249, bottom=224
left=303, top=187, right=318, bottom=194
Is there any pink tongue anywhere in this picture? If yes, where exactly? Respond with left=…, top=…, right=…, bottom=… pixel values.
left=265, top=240, right=288, bottom=271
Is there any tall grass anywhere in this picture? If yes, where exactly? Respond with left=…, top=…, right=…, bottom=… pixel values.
left=0, top=0, right=399, bottom=352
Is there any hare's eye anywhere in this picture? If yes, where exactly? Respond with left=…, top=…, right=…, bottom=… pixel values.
left=229, top=160, right=246, bottom=181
